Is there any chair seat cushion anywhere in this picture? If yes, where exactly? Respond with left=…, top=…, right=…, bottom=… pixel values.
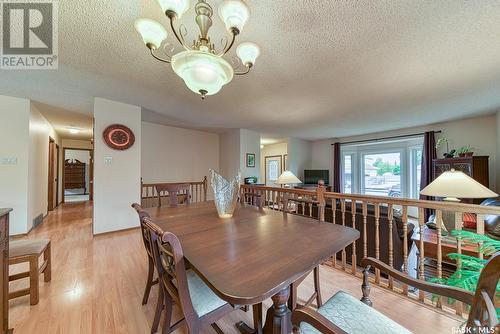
left=186, top=270, right=227, bottom=317
left=300, top=291, right=412, bottom=334
left=9, top=239, right=50, bottom=258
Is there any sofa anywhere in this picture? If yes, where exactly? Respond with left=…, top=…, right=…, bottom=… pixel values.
left=312, top=201, right=414, bottom=271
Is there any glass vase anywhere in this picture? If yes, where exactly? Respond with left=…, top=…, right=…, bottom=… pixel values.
left=209, top=169, right=240, bottom=218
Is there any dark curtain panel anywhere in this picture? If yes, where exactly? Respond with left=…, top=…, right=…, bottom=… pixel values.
left=420, top=131, right=437, bottom=221
left=333, top=142, right=341, bottom=193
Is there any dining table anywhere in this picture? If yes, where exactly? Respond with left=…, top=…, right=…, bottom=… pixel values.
left=146, top=201, right=359, bottom=334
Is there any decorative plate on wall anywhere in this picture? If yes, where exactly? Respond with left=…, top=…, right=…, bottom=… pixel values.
left=103, top=124, right=135, bottom=150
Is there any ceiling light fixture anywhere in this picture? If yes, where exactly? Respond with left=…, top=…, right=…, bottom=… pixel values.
left=135, top=0, right=260, bottom=99
left=68, top=127, right=80, bottom=134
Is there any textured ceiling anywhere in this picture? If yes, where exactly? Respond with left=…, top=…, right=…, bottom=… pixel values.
left=1, top=1, right=500, bottom=140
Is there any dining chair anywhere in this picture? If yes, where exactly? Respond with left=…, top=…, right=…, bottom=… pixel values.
left=143, top=217, right=236, bottom=334
left=131, top=203, right=158, bottom=305
left=155, top=184, right=191, bottom=207
left=8, top=238, right=51, bottom=305
left=282, top=190, right=325, bottom=311
left=292, top=254, right=500, bottom=334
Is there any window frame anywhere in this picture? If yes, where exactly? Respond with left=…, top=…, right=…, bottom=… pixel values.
left=340, top=136, right=423, bottom=199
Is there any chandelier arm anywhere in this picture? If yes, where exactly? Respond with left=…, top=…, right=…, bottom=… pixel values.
left=218, top=30, right=237, bottom=56
left=234, top=64, right=252, bottom=76
left=168, top=16, right=191, bottom=51
left=150, top=48, right=171, bottom=63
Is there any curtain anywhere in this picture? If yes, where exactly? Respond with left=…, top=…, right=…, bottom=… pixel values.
left=333, top=142, right=341, bottom=193
left=420, top=131, right=436, bottom=221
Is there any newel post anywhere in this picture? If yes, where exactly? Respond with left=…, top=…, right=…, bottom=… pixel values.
left=316, top=186, right=326, bottom=222
left=203, top=176, right=207, bottom=202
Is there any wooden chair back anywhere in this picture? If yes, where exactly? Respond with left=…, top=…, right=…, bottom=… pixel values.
left=155, top=184, right=191, bottom=207
left=142, top=217, right=199, bottom=329
left=131, top=203, right=153, bottom=259
left=466, top=252, right=500, bottom=330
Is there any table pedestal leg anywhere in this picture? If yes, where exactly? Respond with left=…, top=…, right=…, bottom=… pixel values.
left=263, top=286, right=291, bottom=334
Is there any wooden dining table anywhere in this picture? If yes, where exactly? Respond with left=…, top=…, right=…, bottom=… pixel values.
left=146, top=201, right=359, bottom=334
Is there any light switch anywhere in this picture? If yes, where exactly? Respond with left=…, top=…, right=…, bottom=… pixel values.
left=0, top=157, right=17, bottom=165
left=104, top=157, right=113, bottom=165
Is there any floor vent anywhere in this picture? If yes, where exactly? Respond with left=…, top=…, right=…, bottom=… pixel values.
left=33, top=214, right=44, bottom=228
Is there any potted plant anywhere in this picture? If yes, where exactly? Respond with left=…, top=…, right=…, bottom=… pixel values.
left=457, top=145, right=474, bottom=157
left=430, top=230, right=500, bottom=318
left=436, top=137, right=455, bottom=158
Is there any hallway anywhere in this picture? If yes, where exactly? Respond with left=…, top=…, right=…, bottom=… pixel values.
left=8, top=203, right=462, bottom=334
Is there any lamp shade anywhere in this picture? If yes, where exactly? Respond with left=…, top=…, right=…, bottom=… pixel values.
left=135, top=18, right=168, bottom=50
left=420, top=169, right=498, bottom=199
left=237, top=42, right=260, bottom=66
left=276, top=171, right=302, bottom=185
left=157, top=0, right=190, bottom=18
left=218, top=0, right=249, bottom=33
left=171, top=51, right=234, bottom=96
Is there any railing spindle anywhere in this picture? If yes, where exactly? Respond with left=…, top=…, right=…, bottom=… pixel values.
left=435, top=209, right=443, bottom=309
left=351, top=200, right=357, bottom=275
left=418, top=207, right=425, bottom=302
left=362, top=202, right=368, bottom=259
left=341, top=199, right=346, bottom=271
left=402, top=205, right=409, bottom=296
left=454, top=212, right=463, bottom=316
left=332, top=198, right=337, bottom=268
left=387, top=203, right=394, bottom=290
left=374, top=203, right=380, bottom=284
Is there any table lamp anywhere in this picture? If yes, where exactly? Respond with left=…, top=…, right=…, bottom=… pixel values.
left=420, top=169, right=498, bottom=231
left=276, top=170, right=302, bottom=188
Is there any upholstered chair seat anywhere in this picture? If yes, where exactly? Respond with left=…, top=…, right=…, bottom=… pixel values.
left=299, top=291, right=411, bottom=334
left=10, top=239, right=50, bottom=257
left=185, top=270, right=228, bottom=317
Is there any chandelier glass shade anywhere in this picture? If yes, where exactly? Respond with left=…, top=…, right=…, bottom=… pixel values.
left=135, top=0, right=260, bottom=99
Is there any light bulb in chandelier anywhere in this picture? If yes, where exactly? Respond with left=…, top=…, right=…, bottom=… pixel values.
left=237, top=42, right=260, bottom=66
left=134, top=18, right=168, bottom=50
left=219, top=0, right=249, bottom=33
left=157, top=0, right=190, bottom=18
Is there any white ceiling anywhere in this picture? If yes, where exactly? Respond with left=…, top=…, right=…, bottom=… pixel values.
left=1, top=1, right=500, bottom=140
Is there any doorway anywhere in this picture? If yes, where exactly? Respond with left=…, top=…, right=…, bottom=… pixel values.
left=63, top=148, right=93, bottom=203
left=265, top=155, right=283, bottom=186
left=47, top=138, right=59, bottom=211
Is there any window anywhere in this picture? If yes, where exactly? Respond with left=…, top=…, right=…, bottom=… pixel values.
left=341, top=137, right=423, bottom=199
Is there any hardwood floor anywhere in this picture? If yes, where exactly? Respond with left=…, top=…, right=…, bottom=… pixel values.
left=9, top=202, right=462, bottom=333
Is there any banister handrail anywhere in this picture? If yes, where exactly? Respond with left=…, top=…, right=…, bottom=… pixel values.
left=240, top=184, right=500, bottom=215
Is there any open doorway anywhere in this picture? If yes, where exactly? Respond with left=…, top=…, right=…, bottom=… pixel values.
left=63, top=148, right=93, bottom=203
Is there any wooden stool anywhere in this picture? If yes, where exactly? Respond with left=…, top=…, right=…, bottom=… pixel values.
left=8, top=239, right=51, bottom=305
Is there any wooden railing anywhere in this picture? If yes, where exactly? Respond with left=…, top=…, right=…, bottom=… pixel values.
left=240, top=184, right=500, bottom=318
left=141, top=177, right=208, bottom=208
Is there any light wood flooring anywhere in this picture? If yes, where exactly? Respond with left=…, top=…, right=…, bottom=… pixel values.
left=9, top=202, right=462, bottom=333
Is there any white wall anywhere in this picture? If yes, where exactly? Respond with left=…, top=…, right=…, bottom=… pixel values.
left=62, top=139, right=93, bottom=150
left=497, top=111, right=500, bottom=192
left=260, top=142, right=287, bottom=183
left=0, top=95, right=30, bottom=235
left=310, top=114, right=499, bottom=191
left=93, top=98, right=141, bottom=235
left=287, top=137, right=312, bottom=181
left=239, top=129, right=261, bottom=180
left=141, top=122, right=219, bottom=198
left=28, top=103, right=60, bottom=231
left=219, top=129, right=241, bottom=179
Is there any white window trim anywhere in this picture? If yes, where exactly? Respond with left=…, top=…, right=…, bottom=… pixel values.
left=340, top=137, right=423, bottom=199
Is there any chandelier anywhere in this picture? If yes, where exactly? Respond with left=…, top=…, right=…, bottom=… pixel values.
left=135, top=0, right=260, bottom=99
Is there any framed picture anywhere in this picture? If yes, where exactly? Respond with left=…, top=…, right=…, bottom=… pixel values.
left=246, top=153, right=256, bottom=167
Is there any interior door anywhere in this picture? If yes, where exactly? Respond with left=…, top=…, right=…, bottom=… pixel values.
left=89, top=149, right=94, bottom=201
left=47, top=137, right=56, bottom=211
left=265, top=155, right=283, bottom=186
